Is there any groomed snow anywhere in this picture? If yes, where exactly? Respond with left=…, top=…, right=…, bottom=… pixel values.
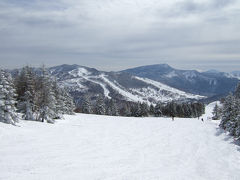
left=1, top=103, right=240, bottom=180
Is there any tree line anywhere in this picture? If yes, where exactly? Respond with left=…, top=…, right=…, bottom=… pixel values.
left=0, top=66, right=75, bottom=125
left=76, top=95, right=205, bottom=118
left=214, top=83, right=240, bottom=139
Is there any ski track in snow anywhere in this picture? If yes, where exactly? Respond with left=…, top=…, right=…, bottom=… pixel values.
left=100, top=74, right=145, bottom=103
left=84, top=75, right=111, bottom=99
left=68, top=68, right=112, bottom=98
left=134, top=76, right=204, bottom=99
left=1, top=103, right=240, bottom=180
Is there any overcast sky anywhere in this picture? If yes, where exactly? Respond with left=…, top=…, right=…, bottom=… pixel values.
left=0, top=0, right=239, bottom=72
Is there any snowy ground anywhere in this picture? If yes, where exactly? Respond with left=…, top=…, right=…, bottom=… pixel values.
left=1, top=103, right=240, bottom=180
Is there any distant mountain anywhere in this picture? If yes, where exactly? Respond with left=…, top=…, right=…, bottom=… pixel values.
left=122, top=64, right=239, bottom=97
left=228, top=71, right=240, bottom=80
left=49, top=64, right=203, bottom=105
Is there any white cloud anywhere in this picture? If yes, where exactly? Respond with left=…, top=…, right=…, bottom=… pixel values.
left=0, top=0, right=239, bottom=71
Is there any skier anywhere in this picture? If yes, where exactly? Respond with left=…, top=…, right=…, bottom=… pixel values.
left=201, top=118, right=204, bottom=122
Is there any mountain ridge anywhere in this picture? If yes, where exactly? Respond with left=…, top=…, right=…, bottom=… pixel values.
left=47, top=64, right=204, bottom=105
left=9, top=63, right=239, bottom=105
left=122, top=64, right=239, bottom=97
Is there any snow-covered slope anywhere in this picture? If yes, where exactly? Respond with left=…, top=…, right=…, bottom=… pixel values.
left=1, top=103, right=240, bottom=180
left=50, top=64, right=204, bottom=104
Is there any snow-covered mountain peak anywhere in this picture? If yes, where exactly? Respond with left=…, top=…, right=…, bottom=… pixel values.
left=69, top=67, right=92, bottom=77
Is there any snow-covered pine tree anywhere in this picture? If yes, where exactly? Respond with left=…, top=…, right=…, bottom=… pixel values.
left=51, top=79, right=75, bottom=118
left=82, top=95, right=92, bottom=114
left=106, top=106, right=112, bottom=116
left=110, top=99, right=119, bottom=116
left=154, top=103, right=162, bottom=117
left=184, top=103, right=192, bottom=117
left=120, top=103, right=131, bottom=117
left=135, top=102, right=142, bottom=117
left=234, top=98, right=240, bottom=138
left=15, top=66, right=36, bottom=120
left=0, top=69, right=18, bottom=124
left=140, top=102, right=149, bottom=117
left=52, top=79, right=65, bottom=119
left=169, top=101, right=177, bottom=117
left=149, top=104, right=155, bottom=116
left=22, top=91, right=34, bottom=120
left=198, top=102, right=205, bottom=118
left=106, top=99, right=119, bottom=116
left=176, top=104, right=184, bottom=118
left=212, top=103, right=221, bottom=120
left=219, top=93, right=236, bottom=132
left=191, top=103, right=198, bottom=118
left=62, top=88, right=75, bottom=115
left=235, top=83, right=240, bottom=99
left=96, top=95, right=106, bottom=115
left=36, top=66, right=57, bottom=123
left=227, top=100, right=239, bottom=136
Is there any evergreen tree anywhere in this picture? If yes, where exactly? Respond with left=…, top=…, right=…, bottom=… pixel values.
left=140, top=102, right=149, bottom=117
left=149, top=104, right=155, bottom=116
left=21, top=91, right=34, bottom=120
left=169, top=101, right=177, bottom=117
left=184, top=103, right=192, bottom=117
left=135, top=102, right=142, bottom=117
left=36, top=66, right=57, bottom=123
left=52, top=80, right=65, bottom=119
left=154, top=103, right=162, bottom=117
left=82, top=95, right=92, bottom=114
left=96, top=95, right=106, bottom=115
left=15, top=66, right=36, bottom=120
left=176, top=104, right=184, bottom=117
left=14, top=66, right=75, bottom=121
left=235, top=83, right=240, bottom=99
left=120, top=103, right=131, bottom=117
left=108, top=99, right=119, bottom=116
left=0, top=70, right=18, bottom=124
left=62, top=89, right=75, bottom=115
left=212, top=103, right=221, bottom=120
left=219, top=94, right=236, bottom=131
